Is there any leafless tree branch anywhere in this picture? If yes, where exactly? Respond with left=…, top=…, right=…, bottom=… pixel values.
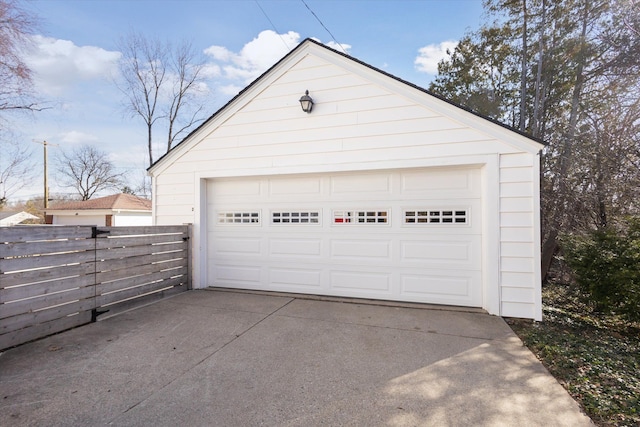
left=55, top=145, right=125, bottom=200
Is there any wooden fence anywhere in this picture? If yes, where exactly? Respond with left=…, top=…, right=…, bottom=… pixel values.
left=0, top=225, right=191, bottom=350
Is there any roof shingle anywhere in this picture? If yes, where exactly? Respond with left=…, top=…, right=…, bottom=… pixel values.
left=47, top=193, right=151, bottom=211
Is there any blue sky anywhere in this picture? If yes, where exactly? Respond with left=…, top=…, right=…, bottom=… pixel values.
left=10, top=0, right=485, bottom=200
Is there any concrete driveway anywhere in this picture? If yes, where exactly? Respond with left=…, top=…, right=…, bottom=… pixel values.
left=0, top=289, right=592, bottom=426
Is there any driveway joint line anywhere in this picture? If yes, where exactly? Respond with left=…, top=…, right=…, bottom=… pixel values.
left=271, top=310, right=505, bottom=342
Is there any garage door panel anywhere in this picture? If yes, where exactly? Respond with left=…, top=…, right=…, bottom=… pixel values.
left=330, top=270, right=392, bottom=294
left=207, top=167, right=483, bottom=308
left=209, top=210, right=263, bottom=227
left=212, top=237, right=262, bottom=255
left=269, top=238, right=322, bottom=257
left=400, top=202, right=481, bottom=232
left=400, top=236, right=480, bottom=269
left=400, top=271, right=481, bottom=305
left=214, top=264, right=262, bottom=285
left=269, top=267, right=322, bottom=288
left=330, top=239, right=391, bottom=260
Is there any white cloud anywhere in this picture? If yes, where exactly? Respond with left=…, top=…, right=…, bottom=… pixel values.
left=325, top=41, right=352, bottom=53
left=202, top=31, right=356, bottom=102
left=204, top=30, right=301, bottom=85
left=203, top=45, right=234, bottom=62
left=218, top=84, right=245, bottom=97
left=415, top=40, right=458, bottom=75
left=25, top=35, right=121, bottom=96
left=109, top=143, right=148, bottom=167
left=201, top=63, right=222, bottom=79
left=58, top=130, right=99, bottom=145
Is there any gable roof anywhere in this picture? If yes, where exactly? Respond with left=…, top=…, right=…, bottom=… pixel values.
left=47, top=193, right=151, bottom=211
left=0, top=211, right=19, bottom=221
left=149, top=38, right=544, bottom=174
left=0, top=211, right=39, bottom=226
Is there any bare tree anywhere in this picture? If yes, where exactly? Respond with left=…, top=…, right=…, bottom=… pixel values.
left=0, top=0, right=42, bottom=118
left=165, top=40, right=206, bottom=153
left=0, top=134, right=34, bottom=207
left=116, top=33, right=166, bottom=167
left=116, top=32, right=206, bottom=167
left=121, top=167, right=152, bottom=199
left=55, top=145, right=125, bottom=200
left=0, top=1, right=45, bottom=207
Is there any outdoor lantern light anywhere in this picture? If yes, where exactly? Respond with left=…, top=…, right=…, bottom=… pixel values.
left=299, top=90, right=314, bottom=113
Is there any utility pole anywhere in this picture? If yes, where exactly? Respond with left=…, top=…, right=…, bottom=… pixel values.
left=33, top=140, right=57, bottom=209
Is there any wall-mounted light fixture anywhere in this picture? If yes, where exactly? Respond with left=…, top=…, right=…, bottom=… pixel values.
left=299, top=90, right=314, bottom=113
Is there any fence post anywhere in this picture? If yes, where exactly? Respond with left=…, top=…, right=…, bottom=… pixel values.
left=186, top=223, right=193, bottom=290
left=91, top=226, right=110, bottom=322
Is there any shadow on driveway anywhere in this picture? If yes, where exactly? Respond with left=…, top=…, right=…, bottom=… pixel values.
left=0, top=289, right=592, bottom=426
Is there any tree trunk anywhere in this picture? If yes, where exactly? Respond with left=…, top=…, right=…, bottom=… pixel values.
left=532, top=0, right=546, bottom=138
left=540, top=0, right=590, bottom=281
left=519, top=0, right=528, bottom=131
left=147, top=123, right=153, bottom=167
left=541, top=228, right=559, bottom=281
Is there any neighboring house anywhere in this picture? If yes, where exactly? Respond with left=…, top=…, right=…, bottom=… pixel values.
left=45, top=193, right=152, bottom=226
left=148, top=39, right=544, bottom=320
left=0, top=211, right=39, bottom=226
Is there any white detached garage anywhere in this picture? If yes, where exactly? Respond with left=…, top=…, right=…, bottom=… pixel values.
left=148, top=39, right=544, bottom=320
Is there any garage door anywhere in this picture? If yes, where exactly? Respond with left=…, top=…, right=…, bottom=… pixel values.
left=206, top=167, right=483, bottom=307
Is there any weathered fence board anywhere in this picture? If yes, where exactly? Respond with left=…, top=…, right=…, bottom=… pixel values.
left=95, top=250, right=187, bottom=275
left=0, top=250, right=96, bottom=273
left=1, top=286, right=95, bottom=320
left=0, top=274, right=95, bottom=309
left=96, top=284, right=186, bottom=319
left=95, top=242, right=184, bottom=261
left=98, top=266, right=188, bottom=295
left=0, top=238, right=95, bottom=258
left=97, top=276, right=187, bottom=307
left=102, top=225, right=187, bottom=236
left=0, top=226, right=93, bottom=243
left=1, top=297, right=96, bottom=334
left=0, top=262, right=95, bottom=289
left=95, top=233, right=185, bottom=249
left=96, top=258, right=186, bottom=285
left=0, top=311, right=92, bottom=350
left=0, top=224, right=191, bottom=350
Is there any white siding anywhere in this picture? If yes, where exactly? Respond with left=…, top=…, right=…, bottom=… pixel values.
left=154, top=172, right=195, bottom=225
left=53, top=214, right=105, bottom=226
left=52, top=212, right=152, bottom=226
left=112, top=212, right=152, bottom=226
left=158, top=56, right=520, bottom=179
left=499, top=152, right=540, bottom=319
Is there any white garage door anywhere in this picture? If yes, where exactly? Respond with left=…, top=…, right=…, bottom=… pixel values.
left=206, top=167, right=483, bottom=307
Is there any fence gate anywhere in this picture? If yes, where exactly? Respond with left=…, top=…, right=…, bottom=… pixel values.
left=0, top=225, right=191, bottom=350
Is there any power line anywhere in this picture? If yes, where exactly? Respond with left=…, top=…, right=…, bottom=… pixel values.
left=254, top=0, right=292, bottom=50
left=300, top=0, right=347, bottom=54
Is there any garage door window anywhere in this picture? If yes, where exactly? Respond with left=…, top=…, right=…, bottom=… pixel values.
left=333, top=210, right=389, bottom=224
left=217, top=211, right=260, bottom=224
left=272, top=211, right=320, bottom=224
left=404, top=209, right=467, bottom=224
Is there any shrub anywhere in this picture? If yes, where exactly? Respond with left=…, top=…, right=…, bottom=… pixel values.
left=561, top=217, right=640, bottom=323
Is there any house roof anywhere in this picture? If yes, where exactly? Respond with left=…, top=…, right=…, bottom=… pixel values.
left=0, top=211, right=18, bottom=221
left=0, top=211, right=37, bottom=220
left=149, top=38, right=544, bottom=172
left=0, top=211, right=39, bottom=225
left=47, top=193, right=152, bottom=211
